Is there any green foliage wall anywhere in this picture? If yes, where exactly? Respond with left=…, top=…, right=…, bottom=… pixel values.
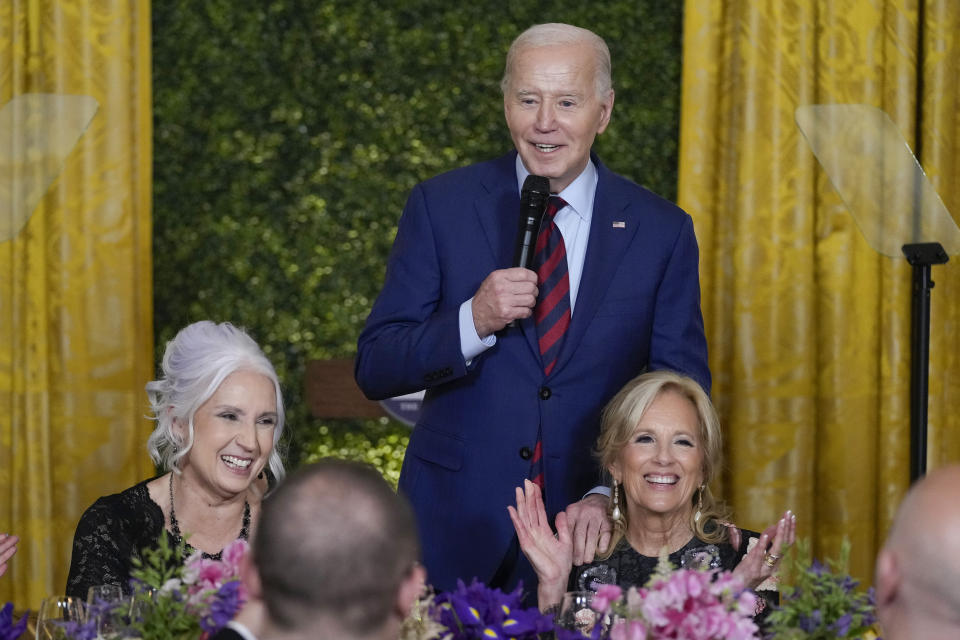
left=152, top=1, right=683, bottom=485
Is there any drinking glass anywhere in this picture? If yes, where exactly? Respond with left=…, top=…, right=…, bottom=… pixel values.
left=86, top=585, right=125, bottom=638
left=555, top=590, right=597, bottom=633
left=36, top=596, right=84, bottom=640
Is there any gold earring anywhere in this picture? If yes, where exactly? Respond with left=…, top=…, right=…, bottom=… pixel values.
left=611, top=481, right=622, bottom=523
left=694, top=485, right=704, bottom=523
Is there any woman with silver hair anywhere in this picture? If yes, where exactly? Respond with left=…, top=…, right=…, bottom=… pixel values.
left=66, top=321, right=285, bottom=598
left=509, top=370, right=795, bottom=616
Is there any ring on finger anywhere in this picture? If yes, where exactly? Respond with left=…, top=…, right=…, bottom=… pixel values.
left=763, top=554, right=778, bottom=567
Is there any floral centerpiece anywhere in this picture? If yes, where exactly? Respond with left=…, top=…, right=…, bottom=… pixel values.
left=400, top=554, right=760, bottom=640
left=127, top=534, right=247, bottom=640
left=764, top=539, right=879, bottom=639
left=57, top=534, right=247, bottom=640
left=401, top=540, right=883, bottom=640
left=574, top=554, right=760, bottom=640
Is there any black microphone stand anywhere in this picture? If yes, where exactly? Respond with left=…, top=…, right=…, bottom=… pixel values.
left=901, top=242, right=948, bottom=482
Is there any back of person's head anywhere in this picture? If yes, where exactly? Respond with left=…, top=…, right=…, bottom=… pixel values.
left=875, top=464, right=960, bottom=639
left=253, top=459, right=421, bottom=638
left=145, top=320, right=285, bottom=482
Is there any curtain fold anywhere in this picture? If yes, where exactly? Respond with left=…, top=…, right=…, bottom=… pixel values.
left=679, top=0, right=959, bottom=585
left=0, top=0, right=153, bottom=608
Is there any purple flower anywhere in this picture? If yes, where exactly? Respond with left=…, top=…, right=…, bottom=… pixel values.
left=56, top=619, right=98, bottom=640
left=433, top=578, right=552, bottom=639
left=807, top=559, right=828, bottom=577
left=198, top=579, right=245, bottom=633
left=554, top=627, right=595, bottom=640
left=830, top=612, right=853, bottom=636
left=0, top=603, right=29, bottom=640
left=837, top=574, right=859, bottom=593
left=798, top=609, right=822, bottom=632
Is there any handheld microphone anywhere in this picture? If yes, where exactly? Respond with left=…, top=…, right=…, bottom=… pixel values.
left=513, top=174, right=551, bottom=270
left=508, top=174, right=551, bottom=328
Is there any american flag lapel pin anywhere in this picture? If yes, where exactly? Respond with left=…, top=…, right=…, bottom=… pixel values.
left=612, top=221, right=626, bottom=229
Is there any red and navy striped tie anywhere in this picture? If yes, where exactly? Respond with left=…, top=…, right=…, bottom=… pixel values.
left=534, top=196, right=571, bottom=376
left=529, top=195, right=570, bottom=492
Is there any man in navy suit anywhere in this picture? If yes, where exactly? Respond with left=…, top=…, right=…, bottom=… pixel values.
left=356, top=23, right=710, bottom=596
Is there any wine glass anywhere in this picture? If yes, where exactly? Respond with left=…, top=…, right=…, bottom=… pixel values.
left=36, top=596, right=84, bottom=640
left=86, top=584, right=125, bottom=638
left=555, top=590, right=598, bottom=633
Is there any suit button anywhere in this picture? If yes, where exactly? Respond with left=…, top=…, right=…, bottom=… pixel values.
left=539, top=386, right=551, bottom=400
left=519, top=446, right=533, bottom=460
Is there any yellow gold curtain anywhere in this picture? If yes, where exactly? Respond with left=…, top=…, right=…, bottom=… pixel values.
left=0, top=0, right=153, bottom=608
left=679, top=0, right=960, bottom=585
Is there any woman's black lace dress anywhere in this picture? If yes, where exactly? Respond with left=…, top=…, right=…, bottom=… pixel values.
left=65, top=478, right=170, bottom=598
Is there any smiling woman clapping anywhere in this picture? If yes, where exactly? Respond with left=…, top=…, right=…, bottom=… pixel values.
left=509, top=370, right=795, bottom=619
left=66, top=321, right=285, bottom=598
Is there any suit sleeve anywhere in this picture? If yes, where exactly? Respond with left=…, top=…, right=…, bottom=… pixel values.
left=648, top=214, right=711, bottom=393
left=355, top=183, right=469, bottom=400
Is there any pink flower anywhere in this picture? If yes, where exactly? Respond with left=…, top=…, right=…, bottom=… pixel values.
left=186, top=557, right=232, bottom=592
left=220, top=540, right=248, bottom=574
left=624, top=586, right=645, bottom=614
left=591, top=584, right=623, bottom=612
left=610, top=619, right=647, bottom=640
left=179, top=542, right=249, bottom=608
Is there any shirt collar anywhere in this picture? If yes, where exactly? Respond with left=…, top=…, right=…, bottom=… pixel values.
left=514, top=155, right=597, bottom=223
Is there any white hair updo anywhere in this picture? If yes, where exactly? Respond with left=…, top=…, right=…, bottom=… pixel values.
left=146, top=321, right=285, bottom=482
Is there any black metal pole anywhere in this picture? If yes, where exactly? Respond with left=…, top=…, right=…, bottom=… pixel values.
left=902, top=242, right=948, bottom=483
left=908, top=260, right=931, bottom=482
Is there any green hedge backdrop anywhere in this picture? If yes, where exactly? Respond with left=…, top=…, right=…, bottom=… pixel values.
left=152, top=1, right=684, bottom=484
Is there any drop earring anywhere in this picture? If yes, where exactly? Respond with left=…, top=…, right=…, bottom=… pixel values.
left=694, top=485, right=704, bottom=523
left=611, top=480, right=622, bottom=523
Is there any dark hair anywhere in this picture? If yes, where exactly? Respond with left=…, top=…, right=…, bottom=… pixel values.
left=254, top=459, right=419, bottom=633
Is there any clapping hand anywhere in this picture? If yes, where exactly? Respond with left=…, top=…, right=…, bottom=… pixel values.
left=0, top=533, right=19, bottom=578
left=507, top=480, right=572, bottom=610
left=733, top=510, right=796, bottom=590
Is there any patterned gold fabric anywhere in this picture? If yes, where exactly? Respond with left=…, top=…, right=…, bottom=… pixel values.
left=0, top=0, right=153, bottom=608
left=679, top=0, right=960, bottom=586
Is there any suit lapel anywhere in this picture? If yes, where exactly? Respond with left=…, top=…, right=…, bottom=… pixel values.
left=473, top=153, right=546, bottom=363
left=552, top=160, right=641, bottom=374
left=472, top=153, right=643, bottom=373
left=475, top=152, right=521, bottom=269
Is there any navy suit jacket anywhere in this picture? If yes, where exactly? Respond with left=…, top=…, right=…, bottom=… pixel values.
left=356, top=151, right=709, bottom=592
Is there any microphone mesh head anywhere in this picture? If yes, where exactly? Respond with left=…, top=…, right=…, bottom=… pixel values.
left=522, top=174, right=551, bottom=197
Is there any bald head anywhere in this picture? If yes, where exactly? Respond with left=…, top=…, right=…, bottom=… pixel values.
left=875, top=465, right=960, bottom=639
